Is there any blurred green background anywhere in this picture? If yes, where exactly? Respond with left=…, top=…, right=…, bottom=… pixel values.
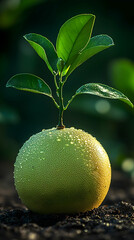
left=0, top=0, right=134, bottom=176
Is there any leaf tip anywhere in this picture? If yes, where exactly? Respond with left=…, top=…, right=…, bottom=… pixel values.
left=92, top=13, right=96, bottom=20
left=85, top=13, right=96, bottom=19
left=106, top=35, right=115, bottom=47
left=6, top=81, right=10, bottom=88
left=86, top=13, right=96, bottom=24
left=108, top=36, right=114, bottom=47
left=126, top=98, right=133, bottom=108
left=23, top=34, right=27, bottom=40
left=111, top=38, right=115, bottom=46
left=23, top=33, right=30, bottom=40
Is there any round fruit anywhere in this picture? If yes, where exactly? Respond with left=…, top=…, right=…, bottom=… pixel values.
left=14, top=127, right=111, bottom=214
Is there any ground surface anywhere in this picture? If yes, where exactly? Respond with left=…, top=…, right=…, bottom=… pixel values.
left=0, top=161, right=134, bottom=240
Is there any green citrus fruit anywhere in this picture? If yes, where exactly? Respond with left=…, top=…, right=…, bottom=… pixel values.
left=14, top=127, right=111, bottom=214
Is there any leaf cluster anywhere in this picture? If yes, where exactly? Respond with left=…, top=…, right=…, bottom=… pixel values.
left=6, top=14, right=133, bottom=120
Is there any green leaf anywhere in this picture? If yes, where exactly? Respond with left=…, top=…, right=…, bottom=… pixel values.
left=6, top=73, right=52, bottom=97
left=69, top=83, right=133, bottom=108
left=66, top=35, right=114, bottom=77
left=56, top=14, right=95, bottom=71
left=24, top=33, right=58, bottom=75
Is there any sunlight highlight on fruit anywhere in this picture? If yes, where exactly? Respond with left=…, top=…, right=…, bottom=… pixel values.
left=14, top=127, right=111, bottom=214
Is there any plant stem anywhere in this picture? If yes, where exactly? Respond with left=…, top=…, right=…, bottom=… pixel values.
left=51, top=96, right=59, bottom=109
left=57, top=74, right=65, bottom=129
left=64, top=94, right=76, bottom=110
left=54, top=75, right=58, bottom=89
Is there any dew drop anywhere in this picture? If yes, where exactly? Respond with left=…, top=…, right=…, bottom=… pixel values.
left=57, top=138, right=61, bottom=142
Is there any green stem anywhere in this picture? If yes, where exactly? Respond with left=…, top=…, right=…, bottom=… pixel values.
left=64, top=94, right=76, bottom=110
left=54, top=74, right=58, bottom=89
left=51, top=96, right=59, bottom=109
left=63, top=75, right=68, bottom=86
left=57, top=74, right=65, bottom=129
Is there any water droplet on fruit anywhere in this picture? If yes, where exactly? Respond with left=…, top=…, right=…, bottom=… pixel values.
left=57, top=138, right=61, bottom=142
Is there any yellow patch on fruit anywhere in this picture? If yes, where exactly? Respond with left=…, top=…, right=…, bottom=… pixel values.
left=14, top=127, right=111, bottom=214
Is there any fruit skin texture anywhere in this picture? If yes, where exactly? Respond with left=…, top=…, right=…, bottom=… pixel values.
left=14, top=127, right=111, bottom=214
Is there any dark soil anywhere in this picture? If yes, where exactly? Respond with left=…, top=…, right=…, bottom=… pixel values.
left=0, top=162, right=134, bottom=240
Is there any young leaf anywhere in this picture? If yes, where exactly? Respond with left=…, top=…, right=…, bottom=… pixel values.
left=24, top=33, right=58, bottom=75
left=56, top=14, right=95, bottom=71
left=66, top=83, right=133, bottom=109
left=66, top=35, right=114, bottom=78
left=6, top=73, right=52, bottom=97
